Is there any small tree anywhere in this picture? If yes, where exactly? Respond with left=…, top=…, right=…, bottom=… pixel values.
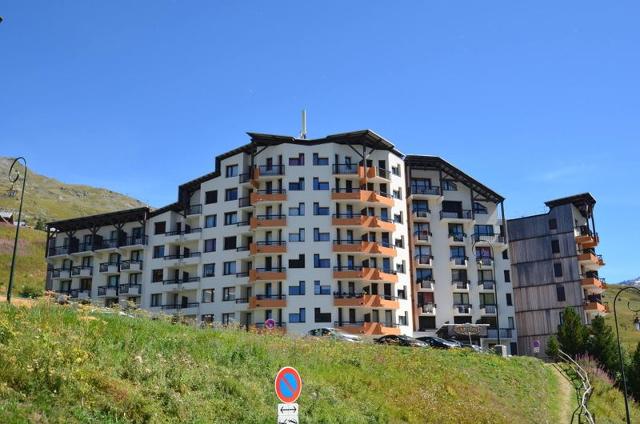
left=35, top=218, right=46, bottom=231
left=587, top=315, right=619, bottom=374
left=557, top=307, right=588, bottom=357
left=627, top=342, right=640, bottom=402
left=546, top=335, right=560, bottom=359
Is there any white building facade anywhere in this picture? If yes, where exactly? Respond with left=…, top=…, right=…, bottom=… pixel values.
left=45, top=131, right=517, bottom=351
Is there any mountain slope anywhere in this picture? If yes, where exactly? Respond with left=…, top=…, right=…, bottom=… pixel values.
left=0, top=156, right=146, bottom=225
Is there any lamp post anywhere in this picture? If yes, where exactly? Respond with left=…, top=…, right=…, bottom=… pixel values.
left=6, top=157, right=28, bottom=304
left=612, top=286, right=640, bottom=424
left=471, top=234, right=501, bottom=346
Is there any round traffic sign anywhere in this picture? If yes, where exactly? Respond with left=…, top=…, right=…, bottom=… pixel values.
left=275, top=366, right=302, bottom=403
left=265, top=318, right=276, bottom=330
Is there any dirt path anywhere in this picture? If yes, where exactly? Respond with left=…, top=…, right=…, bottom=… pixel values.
left=549, top=364, right=577, bottom=423
left=0, top=295, right=36, bottom=307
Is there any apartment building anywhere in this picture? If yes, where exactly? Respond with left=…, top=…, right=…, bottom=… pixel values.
left=507, top=193, right=606, bottom=356
left=45, top=130, right=516, bottom=351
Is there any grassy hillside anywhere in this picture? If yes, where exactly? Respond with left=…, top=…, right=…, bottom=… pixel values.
left=0, top=301, right=564, bottom=424
left=604, top=285, right=640, bottom=352
left=0, top=156, right=146, bottom=225
left=0, top=224, right=46, bottom=296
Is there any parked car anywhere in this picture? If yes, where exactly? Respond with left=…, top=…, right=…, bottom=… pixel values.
left=307, top=327, right=362, bottom=342
left=416, top=336, right=459, bottom=349
left=375, top=335, right=429, bottom=348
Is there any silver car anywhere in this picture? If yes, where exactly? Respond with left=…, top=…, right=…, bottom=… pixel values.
left=307, top=327, right=362, bottom=342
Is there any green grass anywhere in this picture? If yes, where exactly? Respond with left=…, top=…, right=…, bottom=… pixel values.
left=604, top=285, right=640, bottom=353
left=0, top=224, right=46, bottom=296
left=589, top=372, right=640, bottom=424
left=0, top=301, right=564, bottom=423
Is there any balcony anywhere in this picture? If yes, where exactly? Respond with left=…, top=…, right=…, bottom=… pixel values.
left=164, top=228, right=202, bottom=242
left=71, top=266, right=93, bottom=277
left=578, top=250, right=604, bottom=270
left=95, top=238, right=119, bottom=251
left=480, top=304, right=498, bottom=315
left=256, top=164, right=285, bottom=178
left=471, top=233, right=506, bottom=244
left=475, top=257, right=494, bottom=268
left=249, top=267, right=287, bottom=282
left=248, top=294, right=287, bottom=309
left=487, top=328, right=514, bottom=339
left=186, top=204, right=202, bottom=215
left=250, top=240, right=287, bottom=255
left=409, top=186, right=442, bottom=198
left=99, top=262, right=120, bottom=274
left=52, top=268, right=71, bottom=279
left=581, top=274, right=606, bottom=294
left=417, top=279, right=435, bottom=290
left=97, top=286, right=118, bottom=297
left=452, top=280, right=470, bottom=290
left=419, top=303, right=436, bottom=315
left=163, top=252, right=201, bottom=265
left=453, top=304, right=472, bottom=314
left=412, top=210, right=431, bottom=221
left=333, top=293, right=400, bottom=309
left=331, top=214, right=396, bottom=232
left=70, top=242, right=94, bottom=255
left=250, top=189, right=287, bottom=205
left=332, top=240, right=397, bottom=257
left=575, top=226, right=599, bottom=248
left=120, top=260, right=143, bottom=272
left=334, top=321, right=401, bottom=336
left=162, top=277, right=200, bottom=289
left=238, top=196, right=252, bottom=208
left=69, top=289, right=91, bottom=300
left=331, top=188, right=394, bottom=207
left=332, top=266, right=398, bottom=283
left=119, top=235, right=149, bottom=248
left=479, top=280, right=495, bottom=291
left=48, top=245, right=69, bottom=257
left=250, top=214, right=287, bottom=229
left=332, top=163, right=359, bottom=175
left=584, top=301, right=609, bottom=316
left=450, top=256, right=468, bottom=267
left=440, top=210, right=474, bottom=221
left=119, top=283, right=142, bottom=295
left=448, top=232, right=467, bottom=243
left=413, top=230, right=432, bottom=243
left=161, top=302, right=200, bottom=315
left=414, top=254, right=434, bottom=267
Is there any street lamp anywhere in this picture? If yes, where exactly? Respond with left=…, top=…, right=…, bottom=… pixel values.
left=6, top=157, right=28, bottom=304
left=613, top=286, right=640, bottom=424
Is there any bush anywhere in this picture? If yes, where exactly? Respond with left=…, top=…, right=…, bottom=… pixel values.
left=18, top=285, right=42, bottom=298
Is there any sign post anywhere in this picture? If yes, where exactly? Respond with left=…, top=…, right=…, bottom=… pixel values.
left=275, top=367, right=301, bottom=423
left=265, top=318, right=276, bottom=330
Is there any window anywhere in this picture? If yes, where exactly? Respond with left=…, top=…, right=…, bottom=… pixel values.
left=506, top=293, right=513, bottom=306
left=474, top=225, right=494, bottom=236
left=202, top=289, right=215, bottom=303
left=154, top=222, right=166, bottom=235
left=313, top=178, right=329, bottom=190
left=225, top=164, right=239, bottom=177
left=223, top=261, right=236, bottom=275
left=551, top=240, right=560, bottom=254
left=289, top=281, right=305, bottom=296
left=153, top=245, right=165, bottom=259
left=313, top=153, right=328, bottom=165
left=313, top=202, right=329, bottom=216
left=152, top=269, right=163, bottom=283
left=473, top=202, right=488, bottom=214
left=223, top=236, right=236, bottom=250
left=398, top=312, right=408, bottom=326
left=151, top=293, right=161, bottom=307
left=314, top=228, right=330, bottom=241
left=392, top=189, right=402, bottom=200
left=393, top=213, right=403, bottom=224
left=204, top=239, right=216, bottom=253
left=502, top=249, right=509, bottom=260
left=221, top=313, right=234, bottom=324
left=289, top=203, right=305, bottom=216
left=391, top=165, right=401, bottom=176
left=442, top=179, right=457, bottom=191
left=129, top=273, right=141, bottom=284
left=314, top=254, right=330, bottom=268
left=289, top=228, right=305, bottom=242
left=289, top=178, right=305, bottom=191
left=225, top=188, right=238, bottom=201
left=554, top=263, right=563, bottom=278
left=314, top=308, right=332, bottom=323
left=394, top=237, right=404, bottom=248
left=222, top=287, right=235, bottom=301
left=289, top=254, right=305, bottom=268
left=314, top=280, right=331, bottom=295
left=203, top=263, right=215, bottom=277
left=508, top=317, right=515, bottom=329
left=556, top=285, right=566, bottom=302
left=289, top=308, right=306, bottom=323
left=205, top=190, right=218, bottom=204
left=397, top=286, right=406, bottom=300
left=205, top=215, right=217, bottom=228
left=224, top=212, right=238, bottom=225
left=289, top=153, right=304, bottom=166
left=549, top=218, right=558, bottom=230
left=504, top=270, right=511, bottom=282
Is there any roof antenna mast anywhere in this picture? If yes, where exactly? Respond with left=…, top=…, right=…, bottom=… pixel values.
left=300, top=109, right=307, bottom=139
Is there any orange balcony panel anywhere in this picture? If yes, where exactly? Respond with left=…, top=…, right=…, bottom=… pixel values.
left=370, top=217, right=396, bottom=232
left=337, top=322, right=401, bottom=336
left=584, top=301, right=608, bottom=313
left=362, top=267, right=399, bottom=283
left=366, top=192, right=394, bottom=207
left=250, top=192, right=287, bottom=204
left=331, top=191, right=369, bottom=202
left=333, top=269, right=363, bottom=279
left=332, top=242, right=396, bottom=257
left=250, top=217, right=287, bottom=229
left=577, top=252, right=602, bottom=267
left=333, top=295, right=399, bottom=309
left=248, top=270, right=287, bottom=282
left=249, top=296, right=287, bottom=309
left=332, top=216, right=364, bottom=226
left=576, top=234, right=599, bottom=248
left=581, top=278, right=604, bottom=291
left=249, top=243, right=287, bottom=255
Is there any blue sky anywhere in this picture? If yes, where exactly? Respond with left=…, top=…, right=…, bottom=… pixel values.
left=1, top=2, right=638, bottom=281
